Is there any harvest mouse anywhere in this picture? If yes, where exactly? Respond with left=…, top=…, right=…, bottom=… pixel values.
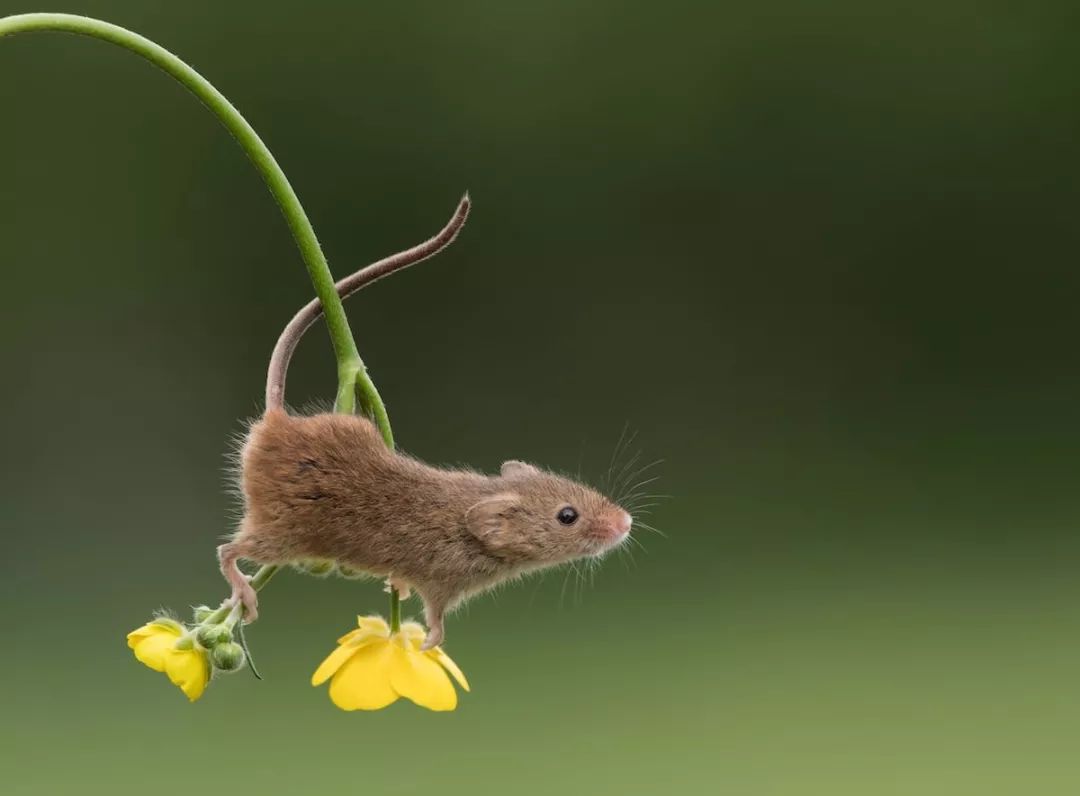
left=218, top=197, right=634, bottom=649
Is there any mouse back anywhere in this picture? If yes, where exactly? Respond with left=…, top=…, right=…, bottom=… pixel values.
left=241, top=409, right=387, bottom=519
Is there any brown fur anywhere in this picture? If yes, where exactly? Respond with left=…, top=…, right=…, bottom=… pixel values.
left=217, top=196, right=631, bottom=648
left=222, top=409, right=631, bottom=647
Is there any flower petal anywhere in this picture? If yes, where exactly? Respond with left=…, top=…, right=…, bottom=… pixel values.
left=129, top=625, right=182, bottom=672
left=427, top=648, right=470, bottom=692
left=127, top=625, right=157, bottom=648
left=312, top=637, right=379, bottom=686
left=336, top=628, right=367, bottom=645
left=165, top=648, right=210, bottom=702
left=388, top=644, right=457, bottom=711
left=398, top=622, right=426, bottom=650
left=327, top=640, right=399, bottom=711
left=356, top=615, right=390, bottom=636
left=132, top=635, right=175, bottom=672
left=127, top=621, right=180, bottom=648
left=336, top=616, right=389, bottom=645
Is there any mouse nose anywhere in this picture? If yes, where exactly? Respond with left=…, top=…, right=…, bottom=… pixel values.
left=616, top=510, right=632, bottom=536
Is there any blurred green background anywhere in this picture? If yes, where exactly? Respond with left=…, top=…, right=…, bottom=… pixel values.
left=3, top=1, right=1080, bottom=793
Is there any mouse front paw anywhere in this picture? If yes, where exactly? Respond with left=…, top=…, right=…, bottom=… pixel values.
left=419, top=625, right=444, bottom=651
left=419, top=604, right=445, bottom=651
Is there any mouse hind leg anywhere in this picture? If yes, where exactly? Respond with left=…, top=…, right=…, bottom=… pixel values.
left=217, top=538, right=262, bottom=623
left=218, top=513, right=303, bottom=623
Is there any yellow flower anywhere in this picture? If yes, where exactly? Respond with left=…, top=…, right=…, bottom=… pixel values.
left=127, top=620, right=211, bottom=702
left=312, top=615, right=470, bottom=711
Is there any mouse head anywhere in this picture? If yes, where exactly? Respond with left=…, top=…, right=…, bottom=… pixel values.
left=466, top=460, right=632, bottom=564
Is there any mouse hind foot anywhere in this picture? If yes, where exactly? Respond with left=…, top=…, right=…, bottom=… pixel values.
left=218, top=540, right=260, bottom=623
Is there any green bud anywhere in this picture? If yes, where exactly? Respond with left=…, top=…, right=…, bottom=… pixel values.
left=211, top=642, right=246, bottom=672
left=192, top=605, right=214, bottom=624
left=195, top=623, right=233, bottom=649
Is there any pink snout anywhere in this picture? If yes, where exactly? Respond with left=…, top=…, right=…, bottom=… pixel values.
left=601, top=509, right=632, bottom=541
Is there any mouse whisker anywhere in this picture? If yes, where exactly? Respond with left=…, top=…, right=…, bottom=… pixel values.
left=622, top=470, right=660, bottom=503
left=605, top=427, right=641, bottom=493
left=626, top=498, right=662, bottom=510
left=632, top=519, right=667, bottom=538
left=558, top=563, right=576, bottom=610
left=614, top=460, right=664, bottom=505
left=573, top=560, right=588, bottom=607
left=608, top=423, right=630, bottom=469
left=602, top=424, right=631, bottom=493
left=589, top=556, right=603, bottom=591
left=586, top=558, right=599, bottom=593
left=623, top=496, right=665, bottom=519
left=610, top=449, right=644, bottom=498
left=626, top=491, right=670, bottom=501
left=625, top=498, right=667, bottom=516
left=621, top=486, right=670, bottom=509
left=619, top=534, right=648, bottom=564
left=575, top=435, right=589, bottom=486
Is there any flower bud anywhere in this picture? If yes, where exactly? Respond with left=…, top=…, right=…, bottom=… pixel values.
left=195, top=623, right=233, bottom=649
left=192, top=605, right=214, bottom=624
left=211, top=642, right=246, bottom=672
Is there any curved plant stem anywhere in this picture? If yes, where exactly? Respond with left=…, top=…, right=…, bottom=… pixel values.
left=1, top=13, right=402, bottom=616
left=0, top=13, right=363, bottom=382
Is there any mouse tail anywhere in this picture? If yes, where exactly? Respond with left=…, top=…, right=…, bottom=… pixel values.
left=265, top=194, right=471, bottom=411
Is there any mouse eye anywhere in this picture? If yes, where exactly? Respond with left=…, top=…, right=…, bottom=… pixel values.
left=556, top=506, right=579, bottom=526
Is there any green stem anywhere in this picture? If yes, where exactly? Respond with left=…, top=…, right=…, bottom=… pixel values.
left=249, top=564, right=279, bottom=592
left=389, top=588, right=402, bottom=634
left=0, top=12, right=361, bottom=373
left=1, top=12, right=402, bottom=624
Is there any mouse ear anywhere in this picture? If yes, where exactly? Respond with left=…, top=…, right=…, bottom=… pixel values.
left=501, top=460, right=539, bottom=478
left=466, top=493, right=529, bottom=558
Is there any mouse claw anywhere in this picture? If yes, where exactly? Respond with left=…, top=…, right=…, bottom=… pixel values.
left=419, top=628, right=443, bottom=652
left=218, top=541, right=259, bottom=623
left=419, top=599, right=446, bottom=650
left=420, top=615, right=444, bottom=651
left=384, top=576, right=411, bottom=600
left=226, top=583, right=259, bottom=624
left=240, top=592, right=259, bottom=624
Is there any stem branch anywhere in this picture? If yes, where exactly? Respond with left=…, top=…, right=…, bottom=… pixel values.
left=1, top=11, right=402, bottom=624
left=0, top=12, right=361, bottom=370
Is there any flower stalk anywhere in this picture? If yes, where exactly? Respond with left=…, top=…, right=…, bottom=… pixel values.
left=0, top=12, right=403, bottom=646
left=389, top=589, right=402, bottom=634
